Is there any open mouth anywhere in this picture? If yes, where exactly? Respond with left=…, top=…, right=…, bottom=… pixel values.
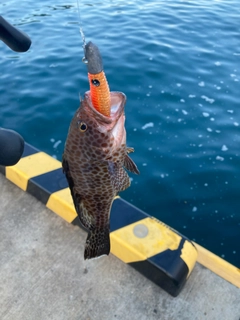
left=85, top=91, right=126, bottom=121
left=109, top=92, right=126, bottom=117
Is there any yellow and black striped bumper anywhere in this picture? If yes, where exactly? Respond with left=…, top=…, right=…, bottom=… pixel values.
left=0, top=142, right=198, bottom=297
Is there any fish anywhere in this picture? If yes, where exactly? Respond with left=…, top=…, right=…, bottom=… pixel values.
left=62, top=41, right=139, bottom=260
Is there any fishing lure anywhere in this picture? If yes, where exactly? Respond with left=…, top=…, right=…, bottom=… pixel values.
left=84, top=41, right=111, bottom=117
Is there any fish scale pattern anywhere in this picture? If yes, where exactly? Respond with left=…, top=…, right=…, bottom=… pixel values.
left=63, top=91, right=139, bottom=259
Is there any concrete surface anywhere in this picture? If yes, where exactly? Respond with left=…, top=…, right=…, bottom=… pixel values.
left=0, top=173, right=239, bottom=320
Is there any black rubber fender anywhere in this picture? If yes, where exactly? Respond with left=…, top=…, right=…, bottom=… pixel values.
left=0, top=128, right=24, bottom=166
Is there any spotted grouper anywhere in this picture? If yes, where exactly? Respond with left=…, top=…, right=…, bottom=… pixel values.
left=62, top=42, right=139, bottom=260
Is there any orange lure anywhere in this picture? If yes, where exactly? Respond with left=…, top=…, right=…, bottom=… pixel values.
left=84, top=42, right=111, bottom=117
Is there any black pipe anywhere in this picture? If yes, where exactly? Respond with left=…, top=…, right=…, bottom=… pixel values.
left=0, top=16, right=31, bottom=52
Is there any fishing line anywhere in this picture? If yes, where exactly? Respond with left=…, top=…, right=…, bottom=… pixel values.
left=76, top=0, right=87, bottom=61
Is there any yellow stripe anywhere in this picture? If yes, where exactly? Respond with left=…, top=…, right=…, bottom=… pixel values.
left=110, top=230, right=146, bottom=263
left=46, top=188, right=77, bottom=223
left=111, top=217, right=183, bottom=263
left=194, top=242, right=240, bottom=288
left=5, top=152, right=61, bottom=190
left=181, top=240, right=198, bottom=277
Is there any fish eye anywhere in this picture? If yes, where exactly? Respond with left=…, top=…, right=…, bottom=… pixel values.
left=91, top=79, right=100, bottom=87
left=78, top=121, right=88, bottom=132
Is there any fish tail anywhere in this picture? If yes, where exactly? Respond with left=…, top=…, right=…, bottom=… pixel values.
left=84, top=226, right=110, bottom=260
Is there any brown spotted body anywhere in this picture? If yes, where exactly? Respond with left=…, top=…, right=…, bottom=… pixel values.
left=63, top=91, right=139, bottom=259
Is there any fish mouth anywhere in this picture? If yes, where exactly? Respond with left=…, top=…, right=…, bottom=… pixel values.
left=84, top=91, right=126, bottom=125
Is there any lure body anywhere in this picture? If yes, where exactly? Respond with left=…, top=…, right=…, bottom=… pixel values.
left=85, top=41, right=111, bottom=116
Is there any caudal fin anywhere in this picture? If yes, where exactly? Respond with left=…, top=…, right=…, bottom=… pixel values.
left=84, top=226, right=110, bottom=260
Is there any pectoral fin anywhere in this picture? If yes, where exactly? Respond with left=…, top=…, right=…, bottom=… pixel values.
left=124, top=153, right=140, bottom=175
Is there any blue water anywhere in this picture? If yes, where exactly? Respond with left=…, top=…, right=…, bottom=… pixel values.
left=1, top=0, right=240, bottom=267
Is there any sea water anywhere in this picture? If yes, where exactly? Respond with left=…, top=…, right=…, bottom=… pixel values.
left=0, top=0, right=239, bottom=266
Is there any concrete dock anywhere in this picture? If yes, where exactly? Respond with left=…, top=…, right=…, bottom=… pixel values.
left=0, top=173, right=239, bottom=320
